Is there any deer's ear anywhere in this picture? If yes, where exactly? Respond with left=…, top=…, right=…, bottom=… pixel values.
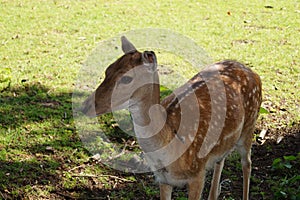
left=142, top=51, right=157, bottom=72
left=121, top=36, right=137, bottom=54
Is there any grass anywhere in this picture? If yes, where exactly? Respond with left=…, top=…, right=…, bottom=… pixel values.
left=0, top=0, right=299, bottom=199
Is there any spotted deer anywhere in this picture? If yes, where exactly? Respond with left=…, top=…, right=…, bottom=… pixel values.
left=82, top=36, right=262, bottom=200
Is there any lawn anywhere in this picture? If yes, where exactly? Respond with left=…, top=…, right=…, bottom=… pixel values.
left=0, top=0, right=299, bottom=199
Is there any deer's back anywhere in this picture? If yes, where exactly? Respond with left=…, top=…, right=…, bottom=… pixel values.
left=158, top=60, right=262, bottom=182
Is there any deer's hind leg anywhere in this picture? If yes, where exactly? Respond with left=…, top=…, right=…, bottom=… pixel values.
left=236, top=129, right=253, bottom=200
left=208, top=158, right=225, bottom=200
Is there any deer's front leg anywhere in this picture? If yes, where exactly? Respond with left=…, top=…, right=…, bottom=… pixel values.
left=188, top=170, right=206, bottom=200
left=160, top=183, right=173, bottom=200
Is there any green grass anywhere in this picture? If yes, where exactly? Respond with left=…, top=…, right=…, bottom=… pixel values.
left=0, top=0, right=299, bottom=199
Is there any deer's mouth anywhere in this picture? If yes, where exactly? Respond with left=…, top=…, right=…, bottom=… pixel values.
left=81, top=92, right=97, bottom=117
left=81, top=91, right=131, bottom=117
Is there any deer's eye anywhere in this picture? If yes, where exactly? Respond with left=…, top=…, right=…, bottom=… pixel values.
left=119, top=76, right=133, bottom=84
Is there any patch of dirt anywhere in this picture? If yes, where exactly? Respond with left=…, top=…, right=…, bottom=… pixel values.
left=218, top=124, right=300, bottom=200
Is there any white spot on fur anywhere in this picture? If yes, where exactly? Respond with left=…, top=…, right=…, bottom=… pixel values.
left=223, top=106, right=227, bottom=112
left=194, top=123, right=198, bottom=131
left=246, top=101, right=249, bottom=106
left=200, top=103, right=205, bottom=109
left=218, top=96, right=224, bottom=101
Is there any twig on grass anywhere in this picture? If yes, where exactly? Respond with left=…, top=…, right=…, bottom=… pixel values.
left=0, top=191, right=7, bottom=200
left=109, top=143, right=127, bottom=160
left=68, top=164, right=87, bottom=172
left=70, top=173, right=135, bottom=183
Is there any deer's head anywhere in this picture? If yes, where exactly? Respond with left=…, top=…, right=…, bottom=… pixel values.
left=82, top=36, right=158, bottom=117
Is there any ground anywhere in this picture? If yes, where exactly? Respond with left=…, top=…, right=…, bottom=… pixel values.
left=49, top=125, right=300, bottom=200
left=60, top=125, right=300, bottom=200
left=2, top=122, right=299, bottom=199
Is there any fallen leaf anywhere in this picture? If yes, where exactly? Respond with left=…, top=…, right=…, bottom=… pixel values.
left=264, top=5, right=274, bottom=9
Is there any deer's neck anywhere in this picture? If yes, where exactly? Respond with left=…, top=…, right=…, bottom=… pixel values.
left=129, top=79, right=171, bottom=152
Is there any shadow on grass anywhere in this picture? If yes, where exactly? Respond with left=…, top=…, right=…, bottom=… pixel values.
left=0, top=160, right=59, bottom=196
left=0, top=81, right=156, bottom=199
left=64, top=123, right=299, bottom=200
left=0, top=82, right=84, bottom=199
left=0, top=82, right=73, bottom=129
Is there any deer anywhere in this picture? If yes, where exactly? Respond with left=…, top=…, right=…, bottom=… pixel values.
left=81, top=36, right=262, bottom=200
